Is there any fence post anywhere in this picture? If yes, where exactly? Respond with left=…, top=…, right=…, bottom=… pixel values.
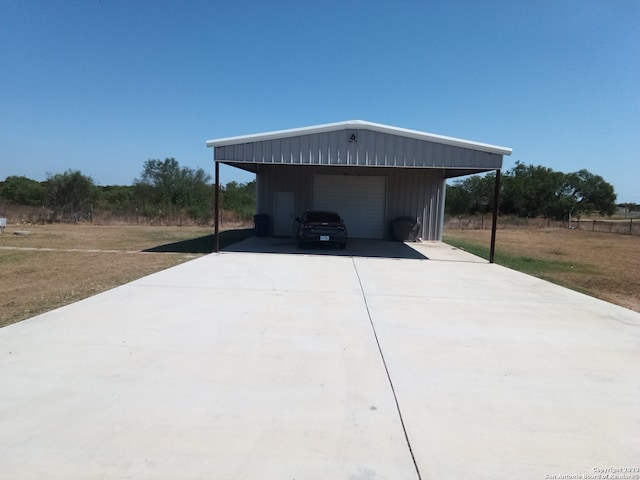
left=631, top=218, right=633, bottom=234
left=593, top=219, right=595, bottom=231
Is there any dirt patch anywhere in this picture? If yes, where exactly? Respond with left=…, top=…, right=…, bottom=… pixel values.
left=444, top=228, right=640, bottom=313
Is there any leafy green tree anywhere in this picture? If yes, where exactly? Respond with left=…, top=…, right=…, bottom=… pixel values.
left=135, top=158, right=180, bottom=216
left=221, top=180, right=256, bottom=220
left=95, top=185, right=136, bottom=215
left=444, top=183, right=471, bottom=215
left=445, top=162, right=616, bottom=220
left=501, top=162, right=565, bottom=217
left=46, top=170, right=96, bottom=222
left=1, top=175, right=46, bottom=206
left=178, top=168, right=215, bottom=222
left=553, top=169, right=617, bottom=219
left=135, top=158, right=213, bottom=223
left=448, top=173, right=495, bottom=215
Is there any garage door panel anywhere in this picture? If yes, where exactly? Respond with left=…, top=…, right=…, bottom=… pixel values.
left=313, top=175, right=386, bottom=239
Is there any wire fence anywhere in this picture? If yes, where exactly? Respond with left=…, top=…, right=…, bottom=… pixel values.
left=3, top=202, right=639, bottom=236
left=0, top=204, right=249, bottom=228
left=445, top=215, right=640, bottom=236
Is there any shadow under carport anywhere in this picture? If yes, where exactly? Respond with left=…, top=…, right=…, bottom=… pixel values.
left=223, top=237, right=428, bottom=260
left=142, top=228, right=254, bottom=254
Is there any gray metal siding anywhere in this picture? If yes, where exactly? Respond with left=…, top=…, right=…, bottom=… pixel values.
left=385, top=169, right=444, bottom=241
left=255, top=165, right=446, bottom=241
left=215, top=129, right=502, bottom=173
left=256, top=166, right=311, bottom=219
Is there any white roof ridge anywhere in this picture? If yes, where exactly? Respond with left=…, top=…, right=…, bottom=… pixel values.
left=207, top=120, right=512, bottom=156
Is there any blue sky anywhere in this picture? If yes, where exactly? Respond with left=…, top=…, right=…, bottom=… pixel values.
left=1, top=0, right=638, bottom=202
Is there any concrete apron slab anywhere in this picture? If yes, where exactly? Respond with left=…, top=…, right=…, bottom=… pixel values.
left=355, top=243, right=640, bottom=479
left=1, top=241, right=639, bottom=479
left=0, top=252, right=417, bottom=479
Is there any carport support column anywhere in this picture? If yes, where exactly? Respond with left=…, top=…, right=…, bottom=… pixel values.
left=214, top=160, right=220, bottom=253
left=489, top=169, right=501, bottom=264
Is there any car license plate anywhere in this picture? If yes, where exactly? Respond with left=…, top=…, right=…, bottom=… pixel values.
left=320, top=235, right=330, bottom=241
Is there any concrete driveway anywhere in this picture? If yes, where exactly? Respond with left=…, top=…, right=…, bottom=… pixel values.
left=1, top=240, right=639, bottom=479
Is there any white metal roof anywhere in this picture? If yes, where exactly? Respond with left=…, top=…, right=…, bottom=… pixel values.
left=206, top=120, right=512, bottom=156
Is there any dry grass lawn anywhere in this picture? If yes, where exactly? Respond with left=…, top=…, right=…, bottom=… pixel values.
left=444, top=228, right=640, bottom=313
left=0, top=224, right=219, bottom=327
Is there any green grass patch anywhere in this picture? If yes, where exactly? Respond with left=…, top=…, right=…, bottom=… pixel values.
left=442, top=233, right=595, bottom=280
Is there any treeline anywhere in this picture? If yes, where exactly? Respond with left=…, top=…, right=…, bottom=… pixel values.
left=446, top=162, right=625, bottom=219
left=3, top=159, right=631, bottom=225
left=0, top=158, right=256, bottom=224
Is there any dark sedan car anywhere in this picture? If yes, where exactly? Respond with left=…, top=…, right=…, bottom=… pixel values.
left=296, top=210, right=347, bottom=249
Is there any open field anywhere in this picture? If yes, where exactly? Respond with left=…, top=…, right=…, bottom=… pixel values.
left=0, top=224, right=252, bottom=327
left=444, top=213, right=640, bottom=235
left=443, top=228, right=640, bottom=313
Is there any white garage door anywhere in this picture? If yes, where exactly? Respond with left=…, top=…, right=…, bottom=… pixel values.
left=312, top=175, right=386, bottom=239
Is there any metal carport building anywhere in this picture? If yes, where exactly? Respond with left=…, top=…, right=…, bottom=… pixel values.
left=207, top=120, right=511, bottom=244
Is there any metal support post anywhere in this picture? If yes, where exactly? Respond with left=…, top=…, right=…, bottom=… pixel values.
left=489, top=169, right=501, bottom=264
left=214, top=161, right=220, bottom=253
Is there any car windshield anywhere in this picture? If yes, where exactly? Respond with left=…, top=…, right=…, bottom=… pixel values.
left=306, top=211, right=341, bottom=223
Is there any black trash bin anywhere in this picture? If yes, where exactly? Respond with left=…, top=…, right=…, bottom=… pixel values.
left=391, top=217, right=421, bottom=242
left=254, top=214, right=269, bottom=237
